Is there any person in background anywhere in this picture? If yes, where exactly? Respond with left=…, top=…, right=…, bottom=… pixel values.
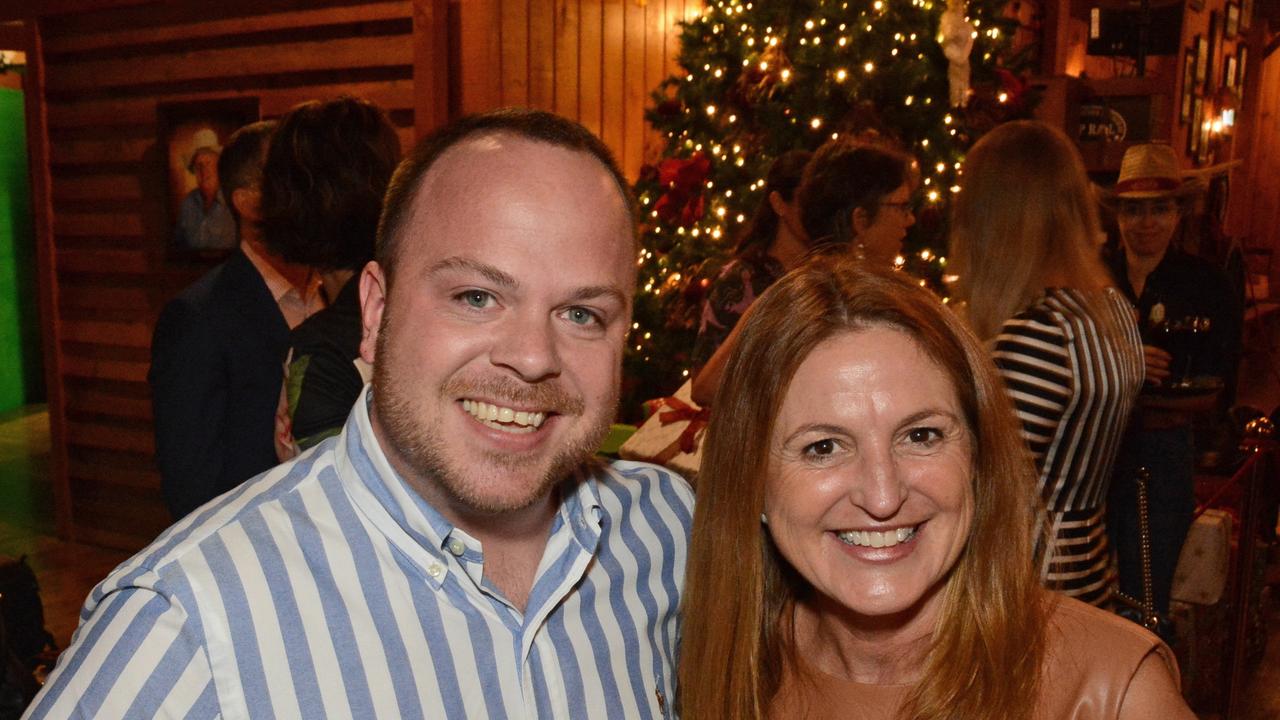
left=150, top=121, right=324, bottom=520
left=692, top=140, right=916, bottom=406
left=796, top=138, right=916, bottom=265
left=1103, top=142, right=1243, bottom=622
left=678, top=258, right=1193, bottom=720
left=29, top=108, right=693, bottom=718
left=173, top=141, right=236, bottom=250
left=947, top=120, right=1144, bottom=606
left=689, top=150, right=811, bottom=405
left=260, top=97, right=401, bottom=456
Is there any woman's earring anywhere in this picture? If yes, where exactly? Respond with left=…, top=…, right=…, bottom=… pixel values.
left=760, top=513, right=769, bottom=525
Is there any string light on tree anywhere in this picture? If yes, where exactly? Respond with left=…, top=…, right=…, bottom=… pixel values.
left=623, top=0, right=1030, bottom=414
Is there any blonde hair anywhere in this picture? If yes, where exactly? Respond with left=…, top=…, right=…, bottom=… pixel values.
left=678, top=258, right=1047, bottom=720
left=949, top=120, right=1115, bottom=339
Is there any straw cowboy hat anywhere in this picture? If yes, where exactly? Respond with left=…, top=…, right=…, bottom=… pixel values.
left=185, top=128, right=223, bottom=172
left=1108, top=143, right=1203, bottom=200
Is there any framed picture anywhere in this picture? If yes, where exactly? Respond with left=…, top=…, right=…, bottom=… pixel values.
left=157, top=97, right=260, bottom=255
left=1195, top=35, right=1208, bottom=85
left=1238, top=46, right=1249, bottom=91
left=1206, top=12, right=1220, bottom=93
left=1189, top=97, right=1203, bottom=156
left=1226, top=2, right=1240, bottom=38
left=1242, top=0, right=1253, bottom=32
left=1181, top=49, right=1195, bottom=123
left=1225, top=55, right=1238, bottom=91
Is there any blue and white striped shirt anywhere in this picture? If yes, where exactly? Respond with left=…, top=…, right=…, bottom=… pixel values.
left=27, top=389, right=695, bottom=719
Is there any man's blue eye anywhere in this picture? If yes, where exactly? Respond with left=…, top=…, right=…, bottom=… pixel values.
left=463, top=291, right=490, bottom=308
left=567, top=307, right=596, bottom=325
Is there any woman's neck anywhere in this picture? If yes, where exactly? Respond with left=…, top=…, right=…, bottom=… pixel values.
left=791, top=595, right=937, bottom=686
left=768, top=225, right=809, bottom=271
left=1124, top=245, right=1165, bottom=298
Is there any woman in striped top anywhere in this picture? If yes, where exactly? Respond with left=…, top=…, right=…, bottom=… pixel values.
left=949, top=121, right=1144, bottom=605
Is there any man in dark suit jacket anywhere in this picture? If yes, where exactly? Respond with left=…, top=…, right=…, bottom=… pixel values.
left=149, top=121, right=322, bottom=519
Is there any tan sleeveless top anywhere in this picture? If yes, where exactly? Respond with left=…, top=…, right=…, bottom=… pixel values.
left=769, top=597, right=1179, bottom=719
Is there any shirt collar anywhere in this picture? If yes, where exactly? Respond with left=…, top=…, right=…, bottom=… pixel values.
left=240, top=239, right=322, bottom=307
left=334, top=387, right=603, bottom=583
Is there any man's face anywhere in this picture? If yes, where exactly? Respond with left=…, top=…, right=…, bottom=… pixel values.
left=1116, top=197, right=1180, bottom=261
left=193, top=152, right=219, bottom=195
left=360, top=134, right=635, bottom=519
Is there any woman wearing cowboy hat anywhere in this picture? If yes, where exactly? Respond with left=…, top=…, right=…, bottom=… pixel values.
left=1102, top=142, right=1243, bottom=627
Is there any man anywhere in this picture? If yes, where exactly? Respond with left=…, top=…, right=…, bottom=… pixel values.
left=149, top=121, right=323, bottom=520
left=1103, top=142, right=1242, bottom=625
left=173, top=143, right=236, bottom=250
left=29, top=110, right=693, bottom=718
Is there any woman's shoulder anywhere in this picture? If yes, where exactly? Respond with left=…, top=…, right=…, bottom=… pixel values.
left=1040, top=596, right=1180, bottom=718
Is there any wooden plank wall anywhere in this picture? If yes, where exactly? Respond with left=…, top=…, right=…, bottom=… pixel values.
left=1231, top=41, right=1279, bottom=280
left=456, top=0, right=698, bottom=180
left=37, top=0, right=417, bottom=549
left=32, top=0, right=696, bottom=549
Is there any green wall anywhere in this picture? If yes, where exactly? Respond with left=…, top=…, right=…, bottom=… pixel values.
left=0, top=85, right=43, bottom=412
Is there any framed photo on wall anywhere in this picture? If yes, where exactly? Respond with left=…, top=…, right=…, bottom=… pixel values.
left=1226, top=2, right=1240, bottom=38
left=1225, top=54, right=1238, bottom=91
left=1195, top=35, right=1208, bottom=85
left=1206, top=12, right=1220, bottom=93
left=157, top=97, right=260, bottom=256
left=1242, top=0, right=1253, bottom=31
left=1181, top=50, right=1195, bottom=122
left=1189, top=97, right=1203, bottom=157
left=1238, top=46, right=1249, bottom=91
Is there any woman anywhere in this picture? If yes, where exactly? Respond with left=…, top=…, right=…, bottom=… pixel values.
left=796, top=138, right=916, bottom=264
left=678, top=259, right=1192, bottom=719
left=948, top=120, right=1144, bottom=605
left=692, top=140, right=915, bottom=406
left=262, top=96, right=402, bottom=456
left=690, top=150, right=811, bottom=405
left=1102, top=142, right=1242, bottom=619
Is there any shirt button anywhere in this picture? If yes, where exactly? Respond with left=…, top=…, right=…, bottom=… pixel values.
left=427, top=563, right=443, bottom=579
left=448, top=539, right=466, bottom=557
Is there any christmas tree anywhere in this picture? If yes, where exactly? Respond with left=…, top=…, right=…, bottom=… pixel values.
left=623, top=0, right=1034, bottom=416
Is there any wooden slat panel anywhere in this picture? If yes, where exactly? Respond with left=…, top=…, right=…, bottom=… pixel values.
left=49, top=34, right=414, bottom=94
left=60, top=284, right=150, bottom=310
left=62, top=354, right=149, bottom=383
left=49, top=138, right=151, bottom=166
left=500, top=0, right=529, bottom=107
left=66, top=419, right=155, bottom=454
left=67, top=457, right=158, bottom=490
left=61, top=319, right=151, bottom=348
left=412, top=0, right=450, bottom=136
left=528, top=0, right=555, bottom=110
left=578, top=0, right=603, bottom=136
left=65, top=385, right=153, bottom=421
left=54, top=212, right=144, bottom=237
left=43, top=1, right=413, bottom=55
left=622, top=0, right=646, bottom=179
left=643, top=0, right=666, bottom=165
left=52, top=174, right=144, bottom=202
left=48, top=79, right=415, bottom=128
left=57, top=249, right=149, bottom=274
left=553, top=0, right=580, bottom=118
left=458, top=0, right=502, bottom=114
left=601, top=0, right=625, bottom=159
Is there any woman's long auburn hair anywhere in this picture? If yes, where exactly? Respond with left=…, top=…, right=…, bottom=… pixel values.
left=678, top=259, right=1048, bottom=720
left=948, top=120, right=1116, bottom=339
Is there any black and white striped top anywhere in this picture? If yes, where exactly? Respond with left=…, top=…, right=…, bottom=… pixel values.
left=993, top=287, right=1144, bottom=603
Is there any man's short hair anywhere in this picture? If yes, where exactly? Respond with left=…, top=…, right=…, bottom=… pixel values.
left=376, top=108, right=636, bottom=284
left=217, top=121, right=275, bottom=230
left=261, top=97, right=402, bottom=272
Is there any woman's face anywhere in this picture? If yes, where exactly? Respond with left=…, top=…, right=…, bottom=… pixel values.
left=1116, top=196, right=1180, bottom=262
left=855, top=183, right=915, bottom=265
left=764, top=327, right=974, bottom=622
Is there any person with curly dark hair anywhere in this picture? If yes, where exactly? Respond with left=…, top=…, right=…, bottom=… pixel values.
left=262, top=96, right=402, bottom=455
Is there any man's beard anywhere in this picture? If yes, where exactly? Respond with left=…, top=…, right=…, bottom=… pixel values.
left=370, top=315, right=615, bottom=516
